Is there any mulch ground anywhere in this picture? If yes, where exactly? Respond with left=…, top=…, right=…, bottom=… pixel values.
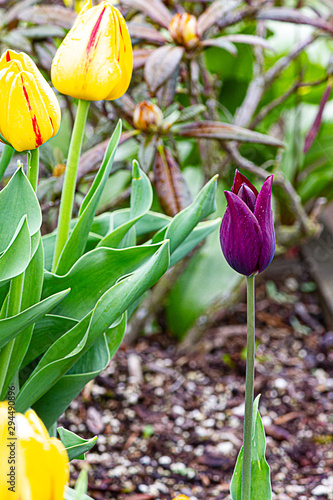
left=60, top=256, right=333, bottom=500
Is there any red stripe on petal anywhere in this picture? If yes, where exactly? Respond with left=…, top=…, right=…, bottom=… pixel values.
left=21, top=76, right=43, bottom=148
left=6, top=52, right=11, bottom=62
left=86, top=6, right=106, bottom=54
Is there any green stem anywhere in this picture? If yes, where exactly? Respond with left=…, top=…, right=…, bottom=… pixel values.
left=0, top=272, right=25, bottom=399
left=27, top=148, right=39, bottom=192
left=0, top=144, right=14, bottom=183
left=52, top=99, right=90, bottom=272
left=242, top=275, right=255, bottom=500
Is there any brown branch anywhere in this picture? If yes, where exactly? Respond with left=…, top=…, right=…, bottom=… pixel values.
left=235, top=33, right=320, bottom=129
left=223, top=142, right=310, bottom=233
left=250, top=76, right=329, bottom=129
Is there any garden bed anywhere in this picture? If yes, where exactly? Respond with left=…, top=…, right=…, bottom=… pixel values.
left=61, top=255, right=332, bottom=500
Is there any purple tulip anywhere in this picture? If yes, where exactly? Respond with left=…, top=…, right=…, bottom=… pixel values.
left=220, top=170, right=275, bottom=276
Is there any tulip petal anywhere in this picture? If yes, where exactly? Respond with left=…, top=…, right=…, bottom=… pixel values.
left=254, top=175, right=275, bottom=273
left=16, top=52, right=61, bottom=137
left=238, top=183, right=256, bottom=212
left=51, top=2, right=132, bottom=101
left=105, top=8, right=133, bottom=100
left=6, top=71, right=53, bottom=152
left=231, top=169, right=258, bottom=196
left=220, top=191, right=262, bottom=276
left=49, top=438, right=69, bottom=500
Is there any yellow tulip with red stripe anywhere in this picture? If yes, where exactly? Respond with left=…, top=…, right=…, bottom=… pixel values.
left=0, top=50, right=61, bottom=152
left=0, top=402, right=69, bottom=499
left=51, top=0, right=133, bottom=101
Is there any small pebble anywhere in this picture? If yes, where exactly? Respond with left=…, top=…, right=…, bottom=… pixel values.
left=158, top=456, right=172, bottom=466
left=274, top=378, right=288, bottom=390
left=311, top=485, right=329, bottom=496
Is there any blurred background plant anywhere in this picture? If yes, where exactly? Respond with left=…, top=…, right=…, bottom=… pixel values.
left=1, top=0, right=332, bottom=345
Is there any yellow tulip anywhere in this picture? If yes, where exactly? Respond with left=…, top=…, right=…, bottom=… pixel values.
left=0, top=402, right=69, bottom=500
left=0, top=50, right=61, bottom=152
left=51, top=0, right=133, bottom=101
left=169, top=13, right=200, bottom=50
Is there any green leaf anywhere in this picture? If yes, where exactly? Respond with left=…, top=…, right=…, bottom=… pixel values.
left=170, top=218, right=221, bottom=266
left=58, top=427, right=97, bottom=461
left=0, top=216, right=31, bottom=285
left=96, top=160, right=152, bottom=249
left=33, top=334, right=110, bottom=429
left=22, top=315, right=78, bottom=368
left=55, top=122, right=122, bottom=275
left=16, top=241, right=170, bottom=416
left=165, top=175, right=218, bottom=253
left=0, top=288, right=70, bottom=350
left=0, top=167, right=41, bottom=252
left=106, top=312, right=127, bottom=358
left=166, top=229, right=241, bottom=339
left=230, top=395, right=272, bottom=500
left=42, top=244, right=166, bottom=321
left=2, top=237, right=44, bottom=390
left=73, top=469, right=89, bottom=499
left=65, top=486, right=93, bottom=500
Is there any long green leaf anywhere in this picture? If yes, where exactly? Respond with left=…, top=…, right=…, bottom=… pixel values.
left=170, top=218, right=221, bottom=266
left=33, top=334, right=109, bottom=429
left=0, top=216, right=31, bottom=285
left=65, top=486, right=93, bottom=500
left=96, top=160, right=152, bottom=249
left=2, top=237, right=44, bottom=390
left=0, top=289, right=70, bottom=350
left=55, top=121, right=122, bottom=275
left=58, top=428, right=97, bottom=461
left=0, top=167, right=41, bottom=252
left=42, top=244, right=165, bottom=320
left=16, top=241, right=170, bottom=414
left=230, top=395, right=272, bottom=500
left=163, top=175, right=218, bottom=253
left=22, top=315, right=78, bottom=368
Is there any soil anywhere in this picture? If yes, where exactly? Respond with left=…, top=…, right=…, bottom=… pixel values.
left=60, top=256, right=333, bottom=500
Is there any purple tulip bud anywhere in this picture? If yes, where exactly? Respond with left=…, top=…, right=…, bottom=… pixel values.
left=220, top=170, right=275, bottom=276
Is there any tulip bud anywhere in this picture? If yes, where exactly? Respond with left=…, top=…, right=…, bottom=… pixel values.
left=0, top=402, right=69, bottom=499
left=0, top=50, right=61, bottom=152
left=51, top=0, right=133, bottom=101
left=169, top=13, right=200, bottom=50
left=53, top=163, right=66, bottom=177
left=220, top=170, right=275, bottom=276
left=133, top=101, right=163, bottom=133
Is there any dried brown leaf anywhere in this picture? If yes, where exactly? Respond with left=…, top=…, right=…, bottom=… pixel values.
left=153, top=147, right=192, bottom=217
left=177, top=121, right=284, bottom=147
left=128, top=22, right=168, bottom=45
left=133, top=49, right=154, bottom=70
left=17, top=5, right=76, bottom=29
left=197, top=0, right=242, bottom=37
left=121, top=0, right=172, bottom=29
left=145, top=46, right=184, bottom=94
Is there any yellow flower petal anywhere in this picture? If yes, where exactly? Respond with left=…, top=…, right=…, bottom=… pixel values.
left=6, top=71, right=53, bottom=152
left=51, top=0, right=132, bottom=101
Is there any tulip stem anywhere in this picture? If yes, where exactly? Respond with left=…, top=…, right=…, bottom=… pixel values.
left=0, top=144, right=14, bottom=183
left=242, top=275, right=255, bottom=500
left=0, top=272, right=25, bottom=399
left=52, top=99, right=90, bottom=272
left=27, top=148, right=39, bottom=192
